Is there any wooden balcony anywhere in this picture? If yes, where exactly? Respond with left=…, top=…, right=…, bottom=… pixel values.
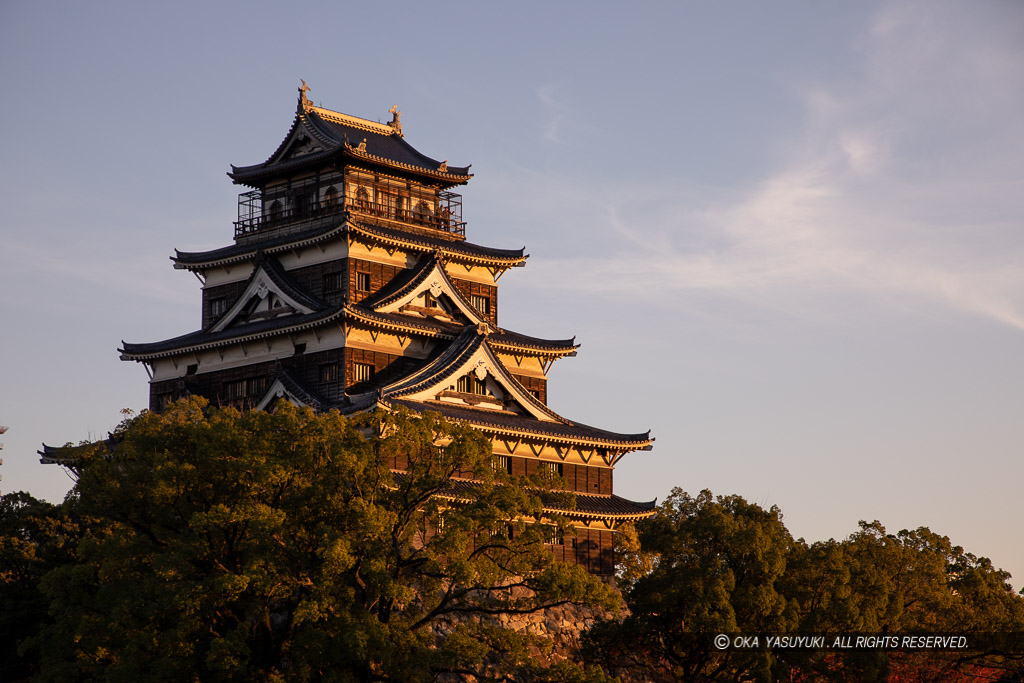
left=234, top=190, right=465, bottom=238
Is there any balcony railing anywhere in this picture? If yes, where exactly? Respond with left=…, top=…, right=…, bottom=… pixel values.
left=234, top=190, right=466, bottom=238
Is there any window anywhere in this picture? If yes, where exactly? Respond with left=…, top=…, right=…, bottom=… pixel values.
left=544, top=525, right=564, bottom=546
left=470, top=294, right=490, bottom=316
left=490, top=522, right=513, bottom=540
left=355, top=187, right=371, bottom=209
left=269, top=200, right=283, bottom=223
left=413, top=200, right=433, bottom=223
left=186, top=364, right=198, bottom=376
left=294, top=192, right=313, bottom=218
left=356, top=272, right=371, bottom=291
left=457, top=375, right=487, bottom=395
left=210, top=298, right=228, bottom=319
left=539, top=461, right=563, bottom=477
left=225, top=380, right=246, bottom=400
left=492, top=455, right=513, bottom=475
left=323, top=185, right=338, bottom=208
left=293, top=343, right=306, bottom=355
left=353, top=362, right=375, bottom=384
left=247, top=377, right=268, bottom=397
left=423, top=292, right=438, bottom=309
left=323, top=272, right=343, bottom=294
left=320, top=363, right=339, bottom=383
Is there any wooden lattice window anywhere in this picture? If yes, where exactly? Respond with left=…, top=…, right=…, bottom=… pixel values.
left=247, top=377, right=268, bottom=397
left=544, top=525, right=564, bottom=546
left=320, top=363, right=339, bottom=383
left=356, top=272, right=371, bottom=292
left=323, top=185, right=338, bottom=208
left=539, top=461, right=563, bottom=477
left=353, top=362, right=375, bottom=384
left=470, top=294, right=490, bottom=316
left=225, top=380, right=246, bottom=400
left=323, top=272, right=343, bottom=294
left=210, top=298, right=228, bottom=319
left=355, top=187, right=371, bottom=209
left=457, top=375, right=486, bottom=395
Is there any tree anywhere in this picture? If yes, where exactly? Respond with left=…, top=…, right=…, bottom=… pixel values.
left=0, top=491, right=86, bottom=681
left=25, top=398, right=617, bottom=682
left=591, top=491, right=1024, bottom=682
left=589, top=489, right=796, bottom=682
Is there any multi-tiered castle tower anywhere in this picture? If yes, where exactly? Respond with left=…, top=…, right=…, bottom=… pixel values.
left=118, top=85, right=654, bottom=575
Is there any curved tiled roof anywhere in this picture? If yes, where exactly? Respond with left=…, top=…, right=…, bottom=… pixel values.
left=173, top=223, right=346, bottom=269
left=358, top=253, right=444, bottom=310
left=350, top=220, right=527, bottom=266
left=390, top=473, right=656, bottom=521
left=344, top=304, right=577, bottom=357
left=344, top=305, right=463, bottom=337
left=121, top=306, right=346, bottom=360
left=387, top=399, right=653, bottom=451
left=204, top=255, right=328, bottom=331
left=491, top=329, right=578, bottom=356
left=171, top=220, right=527, bottom=271
left=229, top=101, right=470, bottom=186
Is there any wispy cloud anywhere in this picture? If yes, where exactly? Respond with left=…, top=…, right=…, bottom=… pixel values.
left=518, top=2, right=1024, bottom=331
left=536, top=83, right=569, bottom=145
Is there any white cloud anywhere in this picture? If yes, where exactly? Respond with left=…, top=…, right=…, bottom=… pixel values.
left=517, top=1, right=1024, bottom=331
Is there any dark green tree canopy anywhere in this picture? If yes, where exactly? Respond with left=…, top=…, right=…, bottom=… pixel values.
left=590, top=488, right=1024, bottom=683
left=17, top=398, right=616, bottom=682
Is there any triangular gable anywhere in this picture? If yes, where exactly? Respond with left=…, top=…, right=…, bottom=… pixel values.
left=255, top=378, right=308, bottom=411
left=371, top=255, right=486, bottom=326
left=269, top=119, right=332, bottom=165
left=256, top=378, right=300, bottom=411
left=210, top=260, right=320, bottom=332
left=382, top=329, right=563, bottom=424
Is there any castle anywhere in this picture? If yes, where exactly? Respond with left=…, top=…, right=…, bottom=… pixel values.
left=116, top=85, right=655, bottom=575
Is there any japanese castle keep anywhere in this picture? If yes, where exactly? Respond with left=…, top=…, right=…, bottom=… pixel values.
left=118, top=85, right=655, bottom=575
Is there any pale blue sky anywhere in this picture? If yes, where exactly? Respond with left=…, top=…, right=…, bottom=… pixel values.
left=2, top=1, right=1023, bottom=586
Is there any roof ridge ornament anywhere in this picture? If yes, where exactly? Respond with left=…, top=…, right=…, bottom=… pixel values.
left=356, top=138, right=367, bottom=153
left=298, top=79, right=313, bottom=112
left=439, top=160, right=448, bottom=172
left=387, top=105, right=403, bottom=137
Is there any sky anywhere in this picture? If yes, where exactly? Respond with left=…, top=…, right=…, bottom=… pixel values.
left=2, top=1, right=1022, bottom=587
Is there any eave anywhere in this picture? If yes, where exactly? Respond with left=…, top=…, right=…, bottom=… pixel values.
left=120, top=307, right=346, bottom=362
left=383, top=398, right=654, bottom=453
left=171, top=220, right=527, bottom=273
left=342, top=143, right=471, bottom=185
left=407, top=474, right=657, bottom=521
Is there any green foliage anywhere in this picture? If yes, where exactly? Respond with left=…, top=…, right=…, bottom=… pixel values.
left=590, top=489, right=795, bottom=682
left=21, top=398, right=616, bottom=682
left=588, top=489, right=1024, bottom=682
left=0, top=491, right=86, bottom=681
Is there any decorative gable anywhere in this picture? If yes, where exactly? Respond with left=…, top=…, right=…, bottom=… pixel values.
left=371, top=256, right=485, bottom=326
left=269, top=120, right=333, bottom=166
left=283, top=132, right=324, bottom=159
left=382, top=329, right=562, bottom=423
left=255, top=378, right=307, bottom=411
left=210, top=260, right=320, bottom=332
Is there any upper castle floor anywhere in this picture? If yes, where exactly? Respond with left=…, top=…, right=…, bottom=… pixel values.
left=228, top=82, right=472, bottom=245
